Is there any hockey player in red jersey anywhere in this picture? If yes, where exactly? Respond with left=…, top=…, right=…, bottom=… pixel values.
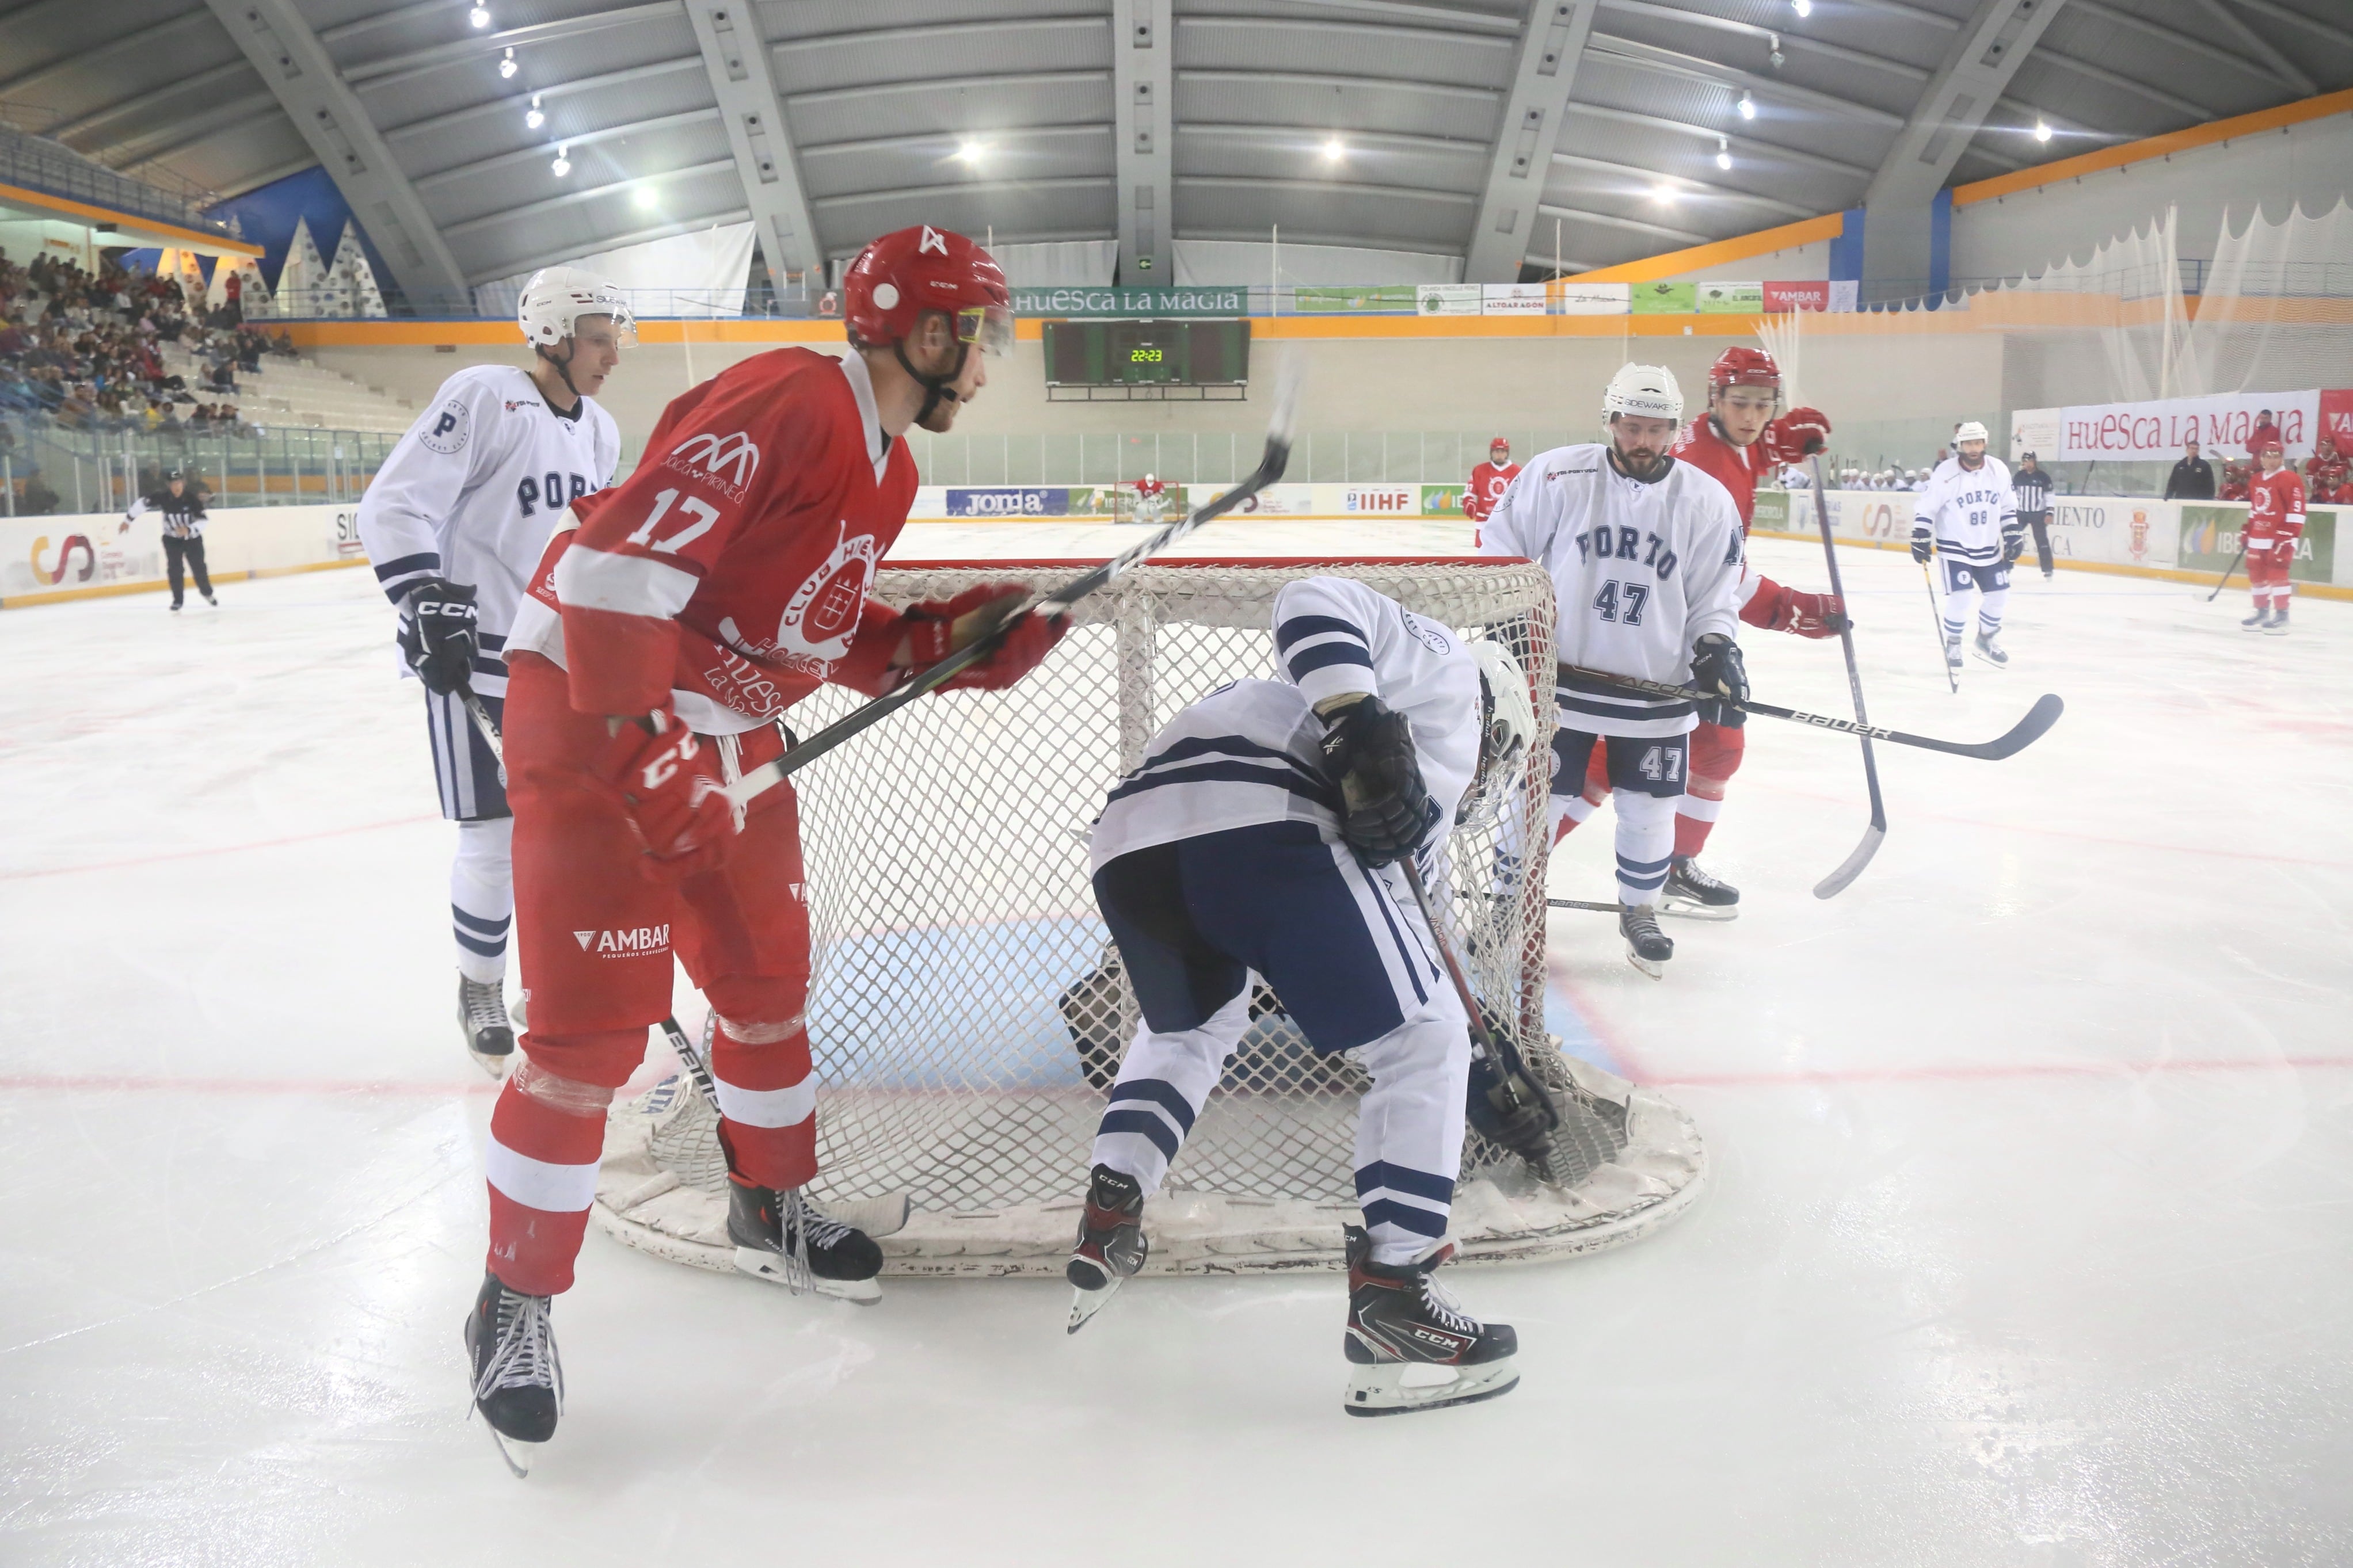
left=1463, top=437, right=1519, bottom=529
left=2243, top=437, right=2307, bottom=635
left=462, top=224, right=1063, bottom=1472
left=2303, top=436, right=2346, bottom=499
left=1550, top=347, right=1842, bottom=916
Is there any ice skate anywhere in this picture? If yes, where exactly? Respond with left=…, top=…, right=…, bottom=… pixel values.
left=2264, top=606, right=2290, bottom=636
left=1943, top=636, right=1963, bottom=671
left=458, top=974, right=515, bottom=1078
left=464, top=1270, right=561, bottom=1478
left=1620, top=904, right=1672, bottom=979
left=1065, top=1163, right=1148, bottom=1334
left=728, top=1179, right=883, bottom=1303
left=2241, top=608, right=2268, bottom=630
left=1661, top=856, right=1739, bottom=921
left=168, top=600, right=182, bottom=613
left=1342, top=1226, right=1518, bottom=1417
left=1972, top=630, right=2009, bottom=667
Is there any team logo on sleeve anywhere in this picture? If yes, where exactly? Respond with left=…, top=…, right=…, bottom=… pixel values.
left=421, top=396, right=470, bottom=455
left=1399, top=611, right=1453, bottom=655
left=664, top=430, right=762, bottom=501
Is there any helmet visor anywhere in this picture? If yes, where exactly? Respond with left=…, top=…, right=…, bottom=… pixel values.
left=957, top=303, right=1016, bottom=358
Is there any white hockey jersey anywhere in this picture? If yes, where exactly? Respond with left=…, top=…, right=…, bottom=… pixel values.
left=356, top=363, right=620, bottom=696
left=1912, top=456, right=2016, bottom=566
left=1477, top=443, right=1743, bottom=738
left=1090, top=577, right=1481, bottom=870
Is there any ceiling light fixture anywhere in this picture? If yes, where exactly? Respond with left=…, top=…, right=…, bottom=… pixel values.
left=955, top=138, right=987, bottom=164
left=1322, top=136, right=1346, bottom=162
left=550, top=146, right=570, bottom=178
left=2034, top=119, right=2053, bottom=142
left=525, top=93, right=544, bottom=131
left=498, top=46, right=516, bottom=79
left=1716, top=135, right=1732, bottom=171
left=1793, top=0, right=1812, bottom=15
left=1652, top=182, right=1678, bottom=202
left=1768, top=32, right=1785, bottom=67
left=1738, top=90, right=1757, bottom=120
left=634, top=185, right=658, bottom=210
left=468, top=3, right=491, bottom=28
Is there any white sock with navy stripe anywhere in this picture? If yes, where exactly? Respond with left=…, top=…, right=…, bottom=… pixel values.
left=1352, top=1013, right=1471, bottom=1265
left=1612, top=789, right=1677, bottom=906
left=451, top=817, right=515, bottom=986
left=1090, top=988, right=1251, bottom=1193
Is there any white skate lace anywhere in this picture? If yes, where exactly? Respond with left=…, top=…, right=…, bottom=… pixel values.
left=460, top=978, right=510, bottom=1034
left=473, top=1288, right=563, bottom=1409
left=1414, top=1273, right=1481, bottom=1337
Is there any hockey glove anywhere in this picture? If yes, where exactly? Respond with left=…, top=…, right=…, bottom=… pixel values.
left=1780, top=587, right=1848, bottom=639
left=1761, top=406, right=1832, bottom=464
left=1909, top=527, right=1935, bottom=564
left=2002, top=525, right=2027, bottom=564
left=898, top=582, right=1068, bottom=692
left=398, top=578, right=479, bottom=695
left=591, top=707, right=737, bottom=882
left=1689, top=633, right=1749, bottom=709
left=1318, top=696, right=1431, bottom=867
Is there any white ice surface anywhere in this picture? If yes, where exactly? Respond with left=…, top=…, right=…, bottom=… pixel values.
left=2, top=532, right=2349, bottom=1566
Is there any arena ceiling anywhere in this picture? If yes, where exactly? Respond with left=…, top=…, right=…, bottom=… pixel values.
left=1, top=0, right=2348, bottom=295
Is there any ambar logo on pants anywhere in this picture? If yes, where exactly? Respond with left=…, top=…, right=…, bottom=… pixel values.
left=573, top=925, right=672, bottom=957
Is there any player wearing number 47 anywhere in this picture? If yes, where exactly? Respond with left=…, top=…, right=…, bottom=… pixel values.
left=1067, top=574, right=1539, bottom=1416
left=1476, top=364, right=1748, bottom=978
left=356, top=268, right=628, bottom=1080
left=456, top=226, right=1067, bottom=1477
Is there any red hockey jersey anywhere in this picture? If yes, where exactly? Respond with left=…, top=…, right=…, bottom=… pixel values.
left=2247, top=466, right=2308, bottom=541
left=508, top=346, right=920, bottom=731
left=1463, top=460, right=1520, bottom=522
left=1670, top=413, right=1796, bottom=631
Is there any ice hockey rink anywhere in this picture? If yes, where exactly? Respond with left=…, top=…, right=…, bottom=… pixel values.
left=3, top=525, right=2348, bottom=1566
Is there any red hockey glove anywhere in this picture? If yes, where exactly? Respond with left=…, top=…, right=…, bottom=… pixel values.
left=1779, top=587, right=1848, bottom=639
left=591, top=707, right=736, bottom=882
left=898, top=582, right=1069, bottom=692
left=1762, top=407, right=1832, bottom=464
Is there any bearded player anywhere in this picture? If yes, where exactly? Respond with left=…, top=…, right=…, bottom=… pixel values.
left=461, top=226, right=1063, bottom=1474
left=1547, top=348, right=1840, bottom=917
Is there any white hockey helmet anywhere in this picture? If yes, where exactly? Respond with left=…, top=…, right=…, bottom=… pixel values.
left=517, top=266, right=636, bottom=348
left=1459, top=640, right=1538, bottom=830
left=1603, top=362, right=1684, bottom=425
left=1954, top=419, right=1990, bottom=445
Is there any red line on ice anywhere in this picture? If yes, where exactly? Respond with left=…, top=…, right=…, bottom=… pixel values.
left=1, top=814, right=439, bottom=880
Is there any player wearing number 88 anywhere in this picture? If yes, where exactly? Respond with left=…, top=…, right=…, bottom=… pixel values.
left=1475, top=364, right=1746, bottom=978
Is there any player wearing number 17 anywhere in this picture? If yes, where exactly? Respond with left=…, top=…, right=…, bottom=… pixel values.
left=1476, top=364, right=1747, bottom=977
left=459, top=226, right=1064, bottom=1475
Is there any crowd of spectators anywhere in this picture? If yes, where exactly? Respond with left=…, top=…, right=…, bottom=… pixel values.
left=0, top=247, right=300, bottom=512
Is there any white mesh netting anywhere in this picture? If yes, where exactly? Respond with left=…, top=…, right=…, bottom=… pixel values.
left=593, top=559, right=1706, bottom=1276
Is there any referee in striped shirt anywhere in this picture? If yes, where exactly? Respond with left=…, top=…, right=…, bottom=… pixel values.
left=2013, top=453, right=2056, bottom=580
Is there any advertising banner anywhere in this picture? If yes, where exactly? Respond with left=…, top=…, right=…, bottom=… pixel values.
left=0, top=503, right=361, bottom=603
left=2180, top=504, right=2337, bottom=582
left=1416, top=284, right=1482, bottom=316
left=2054, top=391, right=2328, bottom=462
left=1828, top=281, right=1860, bottom=312
left=2043, top=496, right=2177, bottom=569
left=1420, top=484, right=1466, bottom=517
left=1293, top=285, right=1416, bottom=314
left=1762, top=281, right=1829, bottom=312
left=1208, top=483, right=1319, bottom=517
left=1339, top=486, right=1419, bottom=514
left=1695, top=281, right=1764, bottom=314
left=944, top=487, right=1071, bottom=518
left=2320, top=390, right=2353, bottom=451
left=1551, top=281, right=1631, bottom=315
left=1012, top=287, right=1246, bottom=318
left=1482, top=283, right=1548, bottom=315
left=2011, top=407, right=2063, bottom=462
left=1630, top=282, right=1697, bottom=314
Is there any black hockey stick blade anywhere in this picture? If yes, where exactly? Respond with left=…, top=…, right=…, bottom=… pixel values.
left=1557, top=661, right=2065, bottom=761
left=2205, top=544, right=2247, bottom=601
left=725, top=355, right=1305, bottom=809
left=1809, top=455, right=1887, bottom=899
left=1545, top=896, right=1626, bottom=915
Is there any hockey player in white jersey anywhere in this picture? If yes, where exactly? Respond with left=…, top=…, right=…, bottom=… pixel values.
left=356, top=268, right=627, bottom=1075
left=1476, top=364, right=1746, bottom=976
left=1066, top=575, right=1537, bottom=1416
left=1910, top=421, right=2020, bottom=669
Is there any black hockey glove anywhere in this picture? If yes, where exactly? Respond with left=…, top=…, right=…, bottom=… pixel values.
left=1318, top=696, right=1431, bottom=868
left=1689, top=633, right=1749, bottom=711
left=2001, top=524, right=2027, bottom=564
left=398, top=577, right=480, bottom=695
left=1909, top=528, right=1934, bottom=564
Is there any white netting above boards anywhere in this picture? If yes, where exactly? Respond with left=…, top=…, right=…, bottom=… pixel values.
left=593, top=559, right=1707, bottom=1276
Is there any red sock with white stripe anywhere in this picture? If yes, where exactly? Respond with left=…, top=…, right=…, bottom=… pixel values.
left=710, top=1020, right=817, bottom=1189
left=484, top=1075, right=608, bottom=1296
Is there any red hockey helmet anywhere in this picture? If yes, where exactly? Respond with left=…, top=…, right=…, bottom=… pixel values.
left=1708, top=345, right=1781, bottom=395
left=1489, top=436, right=1510, bottom=458
left=842, top=225, right=1012, bottom=357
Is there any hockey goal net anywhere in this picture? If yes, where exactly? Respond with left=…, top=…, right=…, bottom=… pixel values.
left=595, top=557, right=1705, bottom=1276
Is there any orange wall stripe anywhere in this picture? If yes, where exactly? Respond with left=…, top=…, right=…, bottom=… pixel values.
left=1952, top=87, right=2353, bottom=207
left=1562, top=212, right=1846, bottom=284
left=0, top=181, right=262, bottom=255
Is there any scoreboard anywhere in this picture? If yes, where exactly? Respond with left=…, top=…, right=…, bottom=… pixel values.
left=1042, top=319, right=1250, bottom=388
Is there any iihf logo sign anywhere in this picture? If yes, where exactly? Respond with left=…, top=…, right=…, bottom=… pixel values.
left=664, top=430, right=761, bottom=501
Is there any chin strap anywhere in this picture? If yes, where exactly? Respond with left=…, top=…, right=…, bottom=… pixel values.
left=535, top=342, right=584, bottom=413
left=894, top=338, right=969, bottom=425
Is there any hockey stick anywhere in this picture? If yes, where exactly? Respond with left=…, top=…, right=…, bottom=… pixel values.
left=2204, top=543, right=2247, bottom=602
left=1920, top=556, right=1957, bottom=695
left=1808, top=456, right=1884, bottom=899
left=1557, top=661, right=2063, bottom=761
left=724, top=360, right=1305, bottom=811
left=1542, top=895, right=1718, bottom=921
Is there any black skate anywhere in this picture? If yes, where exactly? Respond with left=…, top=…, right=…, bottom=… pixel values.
left=1065, top=1163, right=1148, bottom=1335
left=1620, top=904, right=1673, bottom=980
left=728, top=1179, right=884, bottom=1303
left=1342, top=1226, right=1518, bottom=1417
left=2241, top=608, right=2268, bottom=630
left=2264, top=606, right=2290, bottom=637
left=1973, top=630, right=2009, bottom=667
left=1661, top=856, right=1739, bottom=921
left=464, top=1270, right=561, bottom=1478
left=458, top=974, right=515, bottom=1078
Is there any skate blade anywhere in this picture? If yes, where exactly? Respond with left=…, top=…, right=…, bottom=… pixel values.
left=1065, top=1271, right=1125, bottom=1336
left=1343, top=1356, right=1520, bottom=1417
left=1624, top=949, right=1666, bottom=981
left=1971, top=648, right=2008, bottom=668
left=1659, top=898, right=1738, bottom=922
left=468, top=1046, right=515, bottom=1081
left=481, top=1420, right=540, bottom=1479
left=732, top=1246, right=882, bottom=1304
